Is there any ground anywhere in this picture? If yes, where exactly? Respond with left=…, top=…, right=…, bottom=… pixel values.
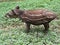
left=0, top=0, right=60, bottom=45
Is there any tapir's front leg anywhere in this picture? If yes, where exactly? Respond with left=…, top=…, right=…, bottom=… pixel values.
left=25, top=23, right=30, bottom=33
left=43, top=23, right=49, bottom=32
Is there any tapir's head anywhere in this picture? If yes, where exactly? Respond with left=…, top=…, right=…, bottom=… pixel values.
left=5, top=6, right=24, bottom=18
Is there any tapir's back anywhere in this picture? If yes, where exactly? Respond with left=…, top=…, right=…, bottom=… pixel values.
left=21, top=9, right=56, bottom=25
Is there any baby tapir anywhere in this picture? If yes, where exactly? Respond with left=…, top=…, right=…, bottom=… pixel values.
left=5, top=6, right=56, bottom=33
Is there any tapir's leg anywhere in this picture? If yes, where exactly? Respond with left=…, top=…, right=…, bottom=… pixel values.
left=25, top=23, right=30, bottom=33
left=43, top=23, right=49, bottom=32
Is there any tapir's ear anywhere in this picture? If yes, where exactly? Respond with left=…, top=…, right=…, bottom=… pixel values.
left=15, top=6, right=20, bottom=9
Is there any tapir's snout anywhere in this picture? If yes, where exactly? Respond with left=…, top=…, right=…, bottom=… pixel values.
left=5, top=13, right=10, bottom=18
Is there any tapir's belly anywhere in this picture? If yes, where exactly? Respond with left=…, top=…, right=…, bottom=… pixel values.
left=23, top=19, right=50, bottom=25
left=27, top=20, right=49, bottom=25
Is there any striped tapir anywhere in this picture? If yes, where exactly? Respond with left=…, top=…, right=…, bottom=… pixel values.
left=5, top=6, right=57, bottom=33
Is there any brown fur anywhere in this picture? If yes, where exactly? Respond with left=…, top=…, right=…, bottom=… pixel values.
left=5, top=6, right=57, bottom=33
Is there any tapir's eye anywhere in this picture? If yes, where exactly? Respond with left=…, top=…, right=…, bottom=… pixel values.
left=11, top=10, right=16, bottom=15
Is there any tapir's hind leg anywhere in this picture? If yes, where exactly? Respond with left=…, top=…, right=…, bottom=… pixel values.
left=25, top=23, right=30, bottom=33
left=43, top=23, right=49, bottom=32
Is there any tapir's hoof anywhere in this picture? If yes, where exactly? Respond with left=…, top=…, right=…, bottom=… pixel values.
left=43, top=30, right=48, bottom=33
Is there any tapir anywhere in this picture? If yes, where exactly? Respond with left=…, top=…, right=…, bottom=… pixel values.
left=5, top=6, right=56, bottom=33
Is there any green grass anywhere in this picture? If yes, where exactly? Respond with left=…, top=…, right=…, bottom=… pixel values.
left=0, top=0, right=60, bottom=45
left=0, top=0, right=22, bottom=2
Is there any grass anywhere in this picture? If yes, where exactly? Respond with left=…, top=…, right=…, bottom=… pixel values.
left=0, top=0, right=60, bottom=45
left=0, top=0, right=22, bottom=2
